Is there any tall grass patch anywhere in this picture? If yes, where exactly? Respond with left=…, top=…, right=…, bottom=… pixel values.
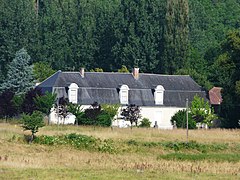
left=157, top=153, right=240, bottom=163
left=34, top=133, right=116, bottom=153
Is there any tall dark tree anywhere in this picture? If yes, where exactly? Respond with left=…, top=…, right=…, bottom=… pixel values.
left=0, top=0, right=38, bottom=77
left=0, top=90, right=17, bottom=121
left=161, top=0, right=189, bottom=74
left=211, top=30, right=240, bottom=128
left=22, top=88, right=43, bottom=115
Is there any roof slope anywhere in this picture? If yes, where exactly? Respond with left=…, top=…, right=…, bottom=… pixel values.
left=38, top=71, right=207, bottom=107
left=209, top=87, right=222, bottom=105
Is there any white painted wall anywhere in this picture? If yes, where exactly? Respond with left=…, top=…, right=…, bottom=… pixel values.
left=112, top=106, right=185, bottom=130
left=140, top=107, right=184, bottom=129
left=49, top=105, right=184, bottom=129
left=49, top=108, right=76, bottom=125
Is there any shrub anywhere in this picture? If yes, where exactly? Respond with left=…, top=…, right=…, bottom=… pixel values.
left=34, top=133, right=116, bottom=153
left=97, top=112, right=112, bottom=127
left=21, top=110, right=45, bottom=142
left=138, top=118, right=151, bottom=127
left=76, top=104, right=119, bottom=127
left=171, top=109, right=196, bottom=129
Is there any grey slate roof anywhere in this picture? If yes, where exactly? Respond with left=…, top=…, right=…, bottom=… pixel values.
left=38, top=70, right=208, bottom=107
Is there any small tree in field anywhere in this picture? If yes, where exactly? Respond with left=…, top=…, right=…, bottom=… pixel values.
left=21, top=111, right=44, bottom=143
left=121, top=104, right=141, bottom=129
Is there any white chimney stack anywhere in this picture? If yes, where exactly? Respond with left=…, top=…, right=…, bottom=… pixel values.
left=132, top=67, right=139, bottom=79
left=80, top=67, right=85, bottom=77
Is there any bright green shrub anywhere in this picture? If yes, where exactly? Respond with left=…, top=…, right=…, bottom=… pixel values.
left=138, top=118, right=151, bottom=127
left=170, top=109, right=196, bottom=129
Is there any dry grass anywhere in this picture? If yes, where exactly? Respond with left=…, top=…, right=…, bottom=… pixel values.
left=0, top=123, right=240, bottom=179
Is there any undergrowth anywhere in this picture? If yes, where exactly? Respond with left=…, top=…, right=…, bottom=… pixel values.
left=34, top=133, right=116, bottom=154
left=157, top=153, right=240, bottom=163
left=126, top=139, right=229, bottom=153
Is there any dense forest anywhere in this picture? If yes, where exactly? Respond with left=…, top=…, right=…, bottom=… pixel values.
left=0, top=0, right=240, bottom=127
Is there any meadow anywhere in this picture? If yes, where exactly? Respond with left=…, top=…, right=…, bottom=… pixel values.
left=0, top=123, right=240, bottom=179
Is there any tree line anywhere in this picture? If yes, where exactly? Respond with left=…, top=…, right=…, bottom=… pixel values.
left=0, top=0, right=240, bottom=127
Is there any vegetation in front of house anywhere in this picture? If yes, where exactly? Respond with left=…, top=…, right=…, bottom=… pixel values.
left=138, top=118, right=151, bottom=128
left=171, top=109, right=196, bottom=129
left=121, top=104, right=141, bottom=128
left=171, top=95, right=218, bottom=129
left=70, top=103, right=119, bottom=127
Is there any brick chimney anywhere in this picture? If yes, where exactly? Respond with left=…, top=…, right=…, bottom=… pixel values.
left=80, top=67, right=85, bottom=77
left=132, top=67, right=139, bottom=79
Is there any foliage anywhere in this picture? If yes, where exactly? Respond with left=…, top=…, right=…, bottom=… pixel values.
left=170, top=109, right=196, bottom=129
left=84, top=102, right=102, bottom=126
left=90, top=68, right=104, bottom=72
left=67, top=103, right=84, bottom=125
left=101, top=104, right=120, bottom=119
left=96, top=112, right=112, bottom=127
left=22, top=88, right=43, bottom=114
left=33, top=62, right=56, bottom=82
left=190, top=95, right=218, bottom=126
left=0, top=48, right=34, bottom=94
left=75, top=104, right=119, bottom=127
left=34, top=133, right=116, bottom=153
left=0, top=89, right=17, bottom=120
left=21, top=110, right=45, bottom=142
left=57, top=97, right=70, bottom=124
left=212, top=30, right=240, bottom=128
left=1, top=1, right=240, bottom=128
left=157, top=153, right=240, bottom=163
left=162, top=0, right=189, bottom=74
left=121, top=104, right=141, bottom=128
left=118, top=65, right=129, bottom=73
left=34, top=92, right=57, bottom=115
left=12, top=94, right=24, bottom=114
left=138, top=118, right=151, bottom=128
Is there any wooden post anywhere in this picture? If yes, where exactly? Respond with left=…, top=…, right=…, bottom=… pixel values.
left=186, top=98, right=189, bottom=143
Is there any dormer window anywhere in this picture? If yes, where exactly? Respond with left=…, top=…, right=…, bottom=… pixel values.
left=119, top=85, right=129, bottom=104
left=68, top=83, right=79, bottom=104
left=154, top=85, right=164, bottom=105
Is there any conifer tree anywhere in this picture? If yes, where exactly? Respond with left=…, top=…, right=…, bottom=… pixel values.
left=162, top=0, right=189, bottom=74
left=1, top=48, right=34, bottom=94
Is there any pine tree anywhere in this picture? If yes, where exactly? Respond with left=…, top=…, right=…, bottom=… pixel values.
left=1, top=48, right=34, bottom=94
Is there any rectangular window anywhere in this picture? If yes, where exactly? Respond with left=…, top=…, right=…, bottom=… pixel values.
left=155, top=91, right=163, bottom=105
left=121, top=90, right=128, bottom=104
left=70, top=89, right=77, bottom=103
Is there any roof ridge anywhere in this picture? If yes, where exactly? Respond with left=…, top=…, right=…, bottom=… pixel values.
left=61, top=71, right=191, bottom=77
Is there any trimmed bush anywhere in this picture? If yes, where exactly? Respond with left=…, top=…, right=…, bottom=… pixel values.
left=139, top=118, right=151, bottom=128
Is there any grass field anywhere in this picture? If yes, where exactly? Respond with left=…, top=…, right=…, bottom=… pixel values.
left=0, top=123, right=240, bottom=179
